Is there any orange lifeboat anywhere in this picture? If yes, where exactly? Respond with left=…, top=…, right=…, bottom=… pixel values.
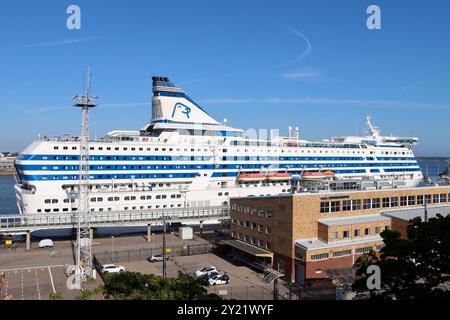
left=237, top=173, right=266, bottom=182
left=266, top=172, right=292, bottom=181
left=301, top=170, right=334, bottom=180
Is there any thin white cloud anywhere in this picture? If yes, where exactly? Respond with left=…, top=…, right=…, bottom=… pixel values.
left=0, top=37, right=97, bottom=52
left=283, top=26, right=312, bottom=63
left=282, top=68, right=321, bottom=80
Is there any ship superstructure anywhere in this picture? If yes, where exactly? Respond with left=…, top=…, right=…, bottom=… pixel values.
left=14, top=76, right=423, bottom=215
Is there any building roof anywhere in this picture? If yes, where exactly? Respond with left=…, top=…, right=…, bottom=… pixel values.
left=319, top=214, right=390, bottom=227
left=295, top=235, right=383, bottom=251
left=381, top=204, right=450, bottom=221
left=219, top=239, right=273, bottom=257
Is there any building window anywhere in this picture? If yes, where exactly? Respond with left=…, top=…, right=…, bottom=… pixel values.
left=425, top=195, right=432, bottom=204
left=343, top=230, right=349, bottom=238
left=390, top=197, right=398, bottom=207
left=363, top=199, right=371, bottom=209
left=258, top=239, right=265, bottom=247
left=356, top=246, right=372, bottom=254
left=433, top=194, right=440, bottom=203
left=364, top=228, right=370, bottom=236
left=354, top=229, right=360, bottom=237
left=342, top=200, right=352, bottom=211
left=266, top=242, right=272, bottom=251
left=417, top=195, right=424, bottom=205
left=352, top=199, right=361, bottom=211
left=440, top=194, right=447, bottom=203
left=372, top=198, right=380, bottom=208
left=266, top=212, right=273, bottom=219
left=382, top=197, right=390, bottom=208
left=375, top=226, right=382, bottom=234
left=408, top=196, right=416, bottom=206
left=330, top=201, right=340, bottom=213
left=320, top=202, right=330, bottom=213
left=266, top=226, right=272, bottom=235
left=333, top=250, right=352, bottom=257
left=311, top=253, right=329, bottom=261
left=331, top=232, right=338, bottom=240
left=400, top=196, right=408, bottom=206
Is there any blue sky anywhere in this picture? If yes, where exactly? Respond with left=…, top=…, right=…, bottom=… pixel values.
left=1, top=0, right=450, bottom=155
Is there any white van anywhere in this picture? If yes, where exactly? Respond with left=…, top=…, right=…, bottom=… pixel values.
left=38, top=239, right=54, bottom=248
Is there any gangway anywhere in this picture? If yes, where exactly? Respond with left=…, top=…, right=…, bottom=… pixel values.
left=0, top=205, right=229, bottom=234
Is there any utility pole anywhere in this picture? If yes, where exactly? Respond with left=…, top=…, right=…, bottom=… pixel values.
left=73, top=67, right=97, bottom=285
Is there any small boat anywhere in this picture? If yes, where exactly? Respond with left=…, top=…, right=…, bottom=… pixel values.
left=266, top=172, right=292, bottom=181
left=237, top=173, right=266, bottom=182
left=301, top=170, right=334, bottom=180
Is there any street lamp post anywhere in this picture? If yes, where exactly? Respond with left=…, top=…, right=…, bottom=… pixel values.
left=111, top=236, right=114, bottom=261
left=162, top=211, right=167, bottom=278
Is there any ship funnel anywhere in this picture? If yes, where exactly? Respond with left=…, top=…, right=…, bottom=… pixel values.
left=151, top=76, right=219, bottom=125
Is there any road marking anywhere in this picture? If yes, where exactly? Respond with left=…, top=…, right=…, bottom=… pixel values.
left=34, top=269, right=41, bottom=300
left=3, top=272, right=9, bottom=296
left=48, top=267, right=56, bottom=294
left=21, top=270, right=24, bottom=300
left=0, top=264, right=65, bottom=273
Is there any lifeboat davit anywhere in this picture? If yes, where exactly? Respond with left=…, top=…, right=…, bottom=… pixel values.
left=237, top=173, right=266, bottom=182
left=301, top=170, right=334, bottom=180
left=266, top=172, right=292, bottom=181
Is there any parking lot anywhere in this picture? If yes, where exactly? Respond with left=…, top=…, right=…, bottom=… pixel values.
left=119, top=253, right=290, bottom=299
left=0, top=265, right=80, bottom=300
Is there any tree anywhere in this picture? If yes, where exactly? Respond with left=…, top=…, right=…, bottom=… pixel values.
left=101, top=271, right=221, bottom=300
left=49, top=292, right=63, bottom=300
left=75, top=289, right=94, bottom=300
left=352, top=214, right=450, bottom=299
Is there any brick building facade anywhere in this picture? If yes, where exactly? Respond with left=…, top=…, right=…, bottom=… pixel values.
left=230, top=185, right=450, bottom=285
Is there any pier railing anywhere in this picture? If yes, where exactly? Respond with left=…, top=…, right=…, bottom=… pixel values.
left=0, top=206, right=229, bottom=233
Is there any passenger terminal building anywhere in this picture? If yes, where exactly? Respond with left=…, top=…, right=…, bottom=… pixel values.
left=228, top=181, right=450, bottom=286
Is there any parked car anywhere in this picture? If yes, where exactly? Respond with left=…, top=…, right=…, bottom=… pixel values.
left=147, top=254, right=169, bottom=263
left=208, top=274, right=230, bottom=286
left=195, top=266, right=217, bottom=278
left=198, top=271, right=219, bottom=281
left=38, top=239, right=54, bottom=248
left=101, top=264, right=126, bottom=274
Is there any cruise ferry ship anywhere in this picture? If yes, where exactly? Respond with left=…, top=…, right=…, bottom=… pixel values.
left=14, top=76, right=423, bottom=215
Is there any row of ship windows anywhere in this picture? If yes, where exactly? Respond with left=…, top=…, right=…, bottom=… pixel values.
left=231, top=219, right=272, bottom=234
left=320, top=193, right=450, bottom=213
left=23, top=162, right=419, bottom=171
left=54, top=146, right=210, bottom=152
left=231, top=231, right=272, bottom=251
left=36, top=203, right=185, bottom=213
left=308, top=245, right=385, bottom=261
left=51, top=145, right=412, bottom=156
left=21, top=154, right=416, bottom=162
left=44, top=192, right=230, bottom=204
